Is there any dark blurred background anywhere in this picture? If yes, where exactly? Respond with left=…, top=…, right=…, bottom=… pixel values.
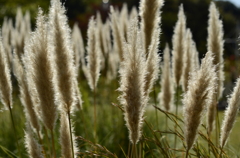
left=0, top=0, right=240, bottom=107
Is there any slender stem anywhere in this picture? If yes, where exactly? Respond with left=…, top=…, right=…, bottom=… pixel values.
left=67, top=111, right=75, bottom=158
left=128, top=142, right=131, bottom=158
left=93, top=87, right=97, bottom=143
left=139, top=141, right=142, bottom=158
left=153, top=86, right=158, bottom=129
left=134, top=144, right=138, bottom=158
left=185, top=149, right=189, bottom=158
left=215, top=102, right=219, bottom=146
left=174, top=85, right=179, bottom=150
left=8, top=104, right=21, bottom=158
left=165, top=115, right=168, bottom=131
left=207, top=130, right=211, bottom=157
left=50, top=129, right=56, bottom=158
left=43, top=126, right=51, bottom=157
left=37, top=131, right=47, bottom=158
left=219, top=147, right=223, bottom=158
left=130, top=143, right=133, bottom=158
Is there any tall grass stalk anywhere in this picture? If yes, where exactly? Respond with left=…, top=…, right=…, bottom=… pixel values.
left=68, top=111, right=75, bottom=158
left=8, top=105, right=21, bottom=158
left=50, top=129, right=56, bottom=158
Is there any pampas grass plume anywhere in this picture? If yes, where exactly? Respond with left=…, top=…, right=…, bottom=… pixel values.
left=139, top=0, right=164, bottom=56
left=172, top=4, right=186, bottom=86
left=220, top=78, right=240, bottom=148
left=207, top=2, right=224, bottom=99
left=48, top=0, right=79, bottom=112
left=110, top=6, right=124, bottom=61
left=0, top=32, right=12, bottom=110
left=159, top=44, right=173, bottom=111
left=86, top=17, right=101, bottom=91
left=25, top=125, right=44, bottom=158
left=118, top=18, right=147, bottom=144
left=183, top=51, right=216, bottom=150
left=13, top=53, right=40, bottom=132
left=182, top=29, right=194, bottom=92
left=23, top=8, right=58, bottom=131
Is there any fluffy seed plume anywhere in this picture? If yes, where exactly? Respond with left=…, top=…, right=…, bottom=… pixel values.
left=144, top=29, right=160, bottom=96
left=183, top=51, right=216, bottom=150
left=220, top=78, right=240, bottom=148
left=110, top=6, right=124, bottom=61
left=71, top=23, right=85, bottom=77
left=182, top=29, right=195, bottom=92
left=118, top=18, right=147, bottom=144
left=158, top=44, right=173, bottom=111
left=172, top=4, right=186, bottom=86
left=60, top=112, right=78, bottom=158
left=2, top=17, right=13, bottom=65
left=48, top=0, right=80, bottom=112
left=139, top=0, right=164, bottom=57
left=192, top=41, right=200, bottom=70
left=86, top=17, right=101, bottom=91
left=25, top=125, right=44, bottom=158
left=0, top=32, right=12, bottom=110
left=207, top=2, right=224, bottom=100
left=23, top=9, right=58, bottom=131
left=13, top=53, right=40, bottom=132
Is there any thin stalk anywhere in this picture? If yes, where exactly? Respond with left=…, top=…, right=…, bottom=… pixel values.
left=153, top=86, right=158, bottom=129
left=139, top=141, right=142, bottom=158
left=67, top=111, right=75, bottom=158
left=128, top=142, right=131, bottom=157
left=8, top=104, right=21, bottom=158
left=215, top=102, right=219, bottom=146
left=165, top=115, right=168, bottom=131
left=219, top=147, right=223, bottom=158
left=43, top=126, right=51, bottom=157
left=130, top=144, right=133, bottom=158
left=207, top=130, right=211, bottom=157
left=93, top=87, right=97, bottom=143
left=135, top=144, right=138, bottom=158
left=50, top=129, right=56, bottom=158
left=37, top=131, right=47, bottom=158
left=185, top=149, right=189, bottom=158
left=174, top=85, right=180, bottom=150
